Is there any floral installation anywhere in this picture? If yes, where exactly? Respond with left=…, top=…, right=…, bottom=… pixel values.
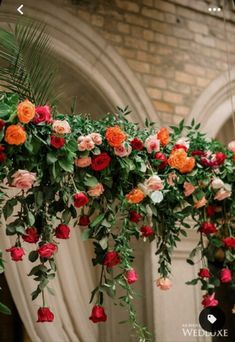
left=0, top=92, right=235, bottom=341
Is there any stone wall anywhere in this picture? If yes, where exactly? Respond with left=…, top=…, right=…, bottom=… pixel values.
left=58, top=0, right=235, bottom=125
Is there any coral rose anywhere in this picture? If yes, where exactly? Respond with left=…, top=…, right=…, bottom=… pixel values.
left=179, top=157, right=195, bottom=174
left=11, top=170, right=36, bottom=189
left=17, top=99, right=35, bottom=123
left=89, top=305, right=107, bottom=323
left=125, top=269, right=138, bottom=284
left=52, top=120, right=71, bottom=134
left=157, top=127, right=170, bottom=146
left=38, top=243, right=57, bottom=258
left=145, top=135, right=160, bottom=153
left=87, top=183, right=104, bottom=197
left=75, top=157, right=92, bottom=168
left=5, top=125, right=27, bottom=145
left=221, top=268, right=232, bottom=283
left=6, top=247, right=25, bottom=261
left=22, top=227, right=39, bottom=243
left=37, top=307, right=54, bottom=322
left=194, top=196, right=207, bottom=209
left=183, top=182, right=195, bottom=197
left=103, top=251, right=120, bottom=268
left=126, top=188, right=145, bottom=204
left=168, top=149, right=187, bottom=170
left=201, top=293, right=218, bottom=308
left=156, top=277, right=172, bottom=290
left=105, top=126, right=126, bottom=147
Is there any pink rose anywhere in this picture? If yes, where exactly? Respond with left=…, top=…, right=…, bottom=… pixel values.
left=90, top=133, right=102, bottom=145
left=87, top=183, right=104, bottom=197
left=52, top=120, right=71, bottom=134
left=33, top=106, right=51, bottom=124
left=194, top=196, right=207, bottom=209
left=75, top=157, right=92, bottom=168
left=183, top=182, right=195, bottom=196
left=125, top=269, right=138, bottom=284
left=144, top=175, right=163, bottom=191
left=221, top=268, right=232, bottom=283
left=211, top=178, right=224, bottom=189
left=145, top=136, right=160, bottom=153
left=167, top=172, right=177, bottom=186
left=201, top=293, right=218, bottom=307
left=214, top=188, right=231, bottom=201
left=114, top=143, right=132, bottom=157
left=176, top=137, right=190, bottom=150
left=77, top=136, right=95, bottom=151
left=11, top=170, right=36, bottom=189
left=156, top=277, right=172, bottom=290
left=228, top=141, right=235, bottom=153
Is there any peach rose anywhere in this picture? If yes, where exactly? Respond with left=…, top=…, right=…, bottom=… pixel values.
left=52, top=120, right=71, bottom=134
left=5, top=125, right=27, bottom=145
left=126, top=188, right=145, bottom=204
left=214, top=188, right=231, bottom=201
left=156, top=277, right=172, bottom=291
left=87, top=183, right=104, bottom=197
left=228, top=141, right=235, bottom=153
left=145, top=136, right=160, bottom=153
left=183, top=182, right=195, bottom=197
left=90, top=133, right=102, bottom=145
left=17, top=99, right=35, bottom=124
left=11, top=170, right=36, bottom=189
left=211, top=178, right=224, bottom=189
left=105, top=126, right=126, bottom=147
left=75, top=157, right=91, bottom=168
left=194, top=196, right=207, bottom=209
left=167, top=172, right=177, bottom=186
left=114, top=143, right=132, bottom=157
left=78, top=136, right=95, bottom=151
left=145, top=175, right=164, bottom=191
left=157, top=128, right=170, bottom=146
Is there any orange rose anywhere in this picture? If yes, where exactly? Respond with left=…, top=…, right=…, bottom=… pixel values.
left=5, top=125, right=27, bottom=145
left=17, top=99, right=35, bottom=123
left=105, top=126, right=126, bottom=147
left=157, top=128, right=170, bottom=146
left=126, top=188, right=145, bottom=204
left=179, top=157, right=195, bottom=174
left=168, top=149, right=187, bottom=170
left=194, top=196, right=207, bottom=209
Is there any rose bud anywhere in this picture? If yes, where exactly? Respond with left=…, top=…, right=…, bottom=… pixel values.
left=55, top=224, right=70, bottom=239
left=74, top=193, right=89, bottom=208
left=198, top=268, right=210, bottom=278
left=221, top=268, right=232, bottom=283
left=201, top=293, right=218, bottom=308
left=37, top=243, right=57, bottom=259
left=37, top=307, right=54, bottom=322
left=22, top=227, right=39, bottom=243
left=103, top=251, right=120, bottom=268
left=206, top=205, right=216, bottom=217
left=199, top=222, right=217, bottom=235
left=129, top=210, right=142, bottom=223
left=89, top=305, right=107, bottom=323
left=79, top=215, right=90, bottom=226
left=140, top=225, right=154, bottom=237
left=6, top=246, right=25, bottom=261
left=156, top=277, right=172, bottom=290
left=125, top=269, right=138, bottom=284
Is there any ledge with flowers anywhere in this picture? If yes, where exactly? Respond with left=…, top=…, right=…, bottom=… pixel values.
left=0, top=91, right=235, bottom=341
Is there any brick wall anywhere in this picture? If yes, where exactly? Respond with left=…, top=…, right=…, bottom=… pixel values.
left=63, top=0, right=235, bottom=125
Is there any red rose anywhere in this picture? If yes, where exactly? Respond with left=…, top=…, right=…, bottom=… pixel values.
left=37, top=243, right=57, bottom=258
left=129, top=210, right=142, bottom=223
left=215, top=152, right=226, bottom=166
left=154, top=152, right=168, bottom=170
left=55, top=224, right=70, bottom=239
left=191, top=150, right=206, bottom=157
left=140, top=225, right=154, bottom=237
left=89, top=305, right=107, bottom=323
left=201, top=293, right=218, bottom=308
left=206, top=205, right=216, bottom=217
left=125, top=268, right=138, bottom=284
left=200, top=157, right=213, bottom=167
left=198, top=268, right=210, bottom=278
left=74, top=193, right=89, bottom=208
left=79, top=215, right=90, bottom=226
left=0, top=145, right=6, bottom=163
left=6, top=246, right=25, bottom=261
left=199, top=222, right=217, bottom=235
left=33, top=106, right=51, bottom=124
left=0, top=119, right=5, bottom=130
left=221, top=268, right=232, bottom=283
left=50, top=135, right=65, bottom=149
left=103, top=251, right=120, bottom=268
left=172, top=144, right=188, bottom=152
left=37, top=307, right=54, bottom=322
left=223, top=237, right=235, bottom=249
left=91, top=152, right=111, bottom=171
left=22, top=227, right=39, bottom=243
left=130, top=138, right=143, bottom=151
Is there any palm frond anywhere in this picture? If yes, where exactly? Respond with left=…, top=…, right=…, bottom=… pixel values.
left=0, top=18, right=61, bottom=105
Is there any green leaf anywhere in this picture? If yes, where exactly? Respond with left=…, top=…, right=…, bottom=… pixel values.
left=15, top=226, right=25, bottom=235
left=28, top=250, right=38, bottom=263
left=47, top=151, right=58, bottom=164
left=27, top=211, right=35, bottom=226
left=0, top=302, right=11, bottom=315
left=81, top=229, right=90, bottom=241
left=90, top=213, right=105, bottom=228
left=58, top=158, right=74, bottom=173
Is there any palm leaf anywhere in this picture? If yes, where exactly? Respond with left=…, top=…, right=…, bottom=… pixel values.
left=0, top=19, right=61, bottom=105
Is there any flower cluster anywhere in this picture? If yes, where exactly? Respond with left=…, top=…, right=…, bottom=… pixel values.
left=0, top=93, right=235, bottom=340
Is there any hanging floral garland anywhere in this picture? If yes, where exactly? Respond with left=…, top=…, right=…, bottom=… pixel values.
left=0, top=92, right=235, bottom=341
